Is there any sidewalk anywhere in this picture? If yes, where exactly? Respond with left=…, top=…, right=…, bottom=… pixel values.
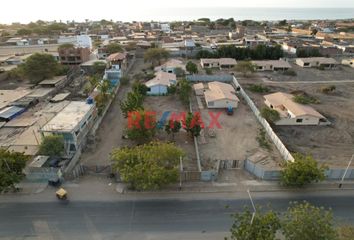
left=118, top=179, right=354, bottom=194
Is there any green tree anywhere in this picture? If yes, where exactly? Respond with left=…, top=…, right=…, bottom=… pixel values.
left=17, top=28, right=32, bottom=36
left=234, top=61, right=256, bottom=77
left=186, top=61, right=198, bottom=74
left=126, top=111, right=156, bottom=143
left=111, top=141, right=184, bottom=190
left=21, top=53, right=61, bottom=84
left=132, top=80, right=149, bottom=95
left=177, top=79, right=192, bottom=106
left=282, top=201, right=337, bottom=240
left=174, top=67, right=185, bottom=77
left=281, top=153, right=327, bottom=187
left=144, top=48, right=170, bottom=66
left=120, top=75, right=130, bottom=85
left=260, top=107, right=280, bottom=123
left=165, top=120, right=182, bottom=140
left=39, top=135, right=64, bottom=157
left=106, top=43, right=124, bottom=54
left=120, top=91, right=144, bottom=118
left=228, top=206, right=281, bottom=240
left=92, top=61, right=106, bottom=75
left=184, top=112, right=203, bottom=137
left=0, top=149, right=28, bottom=193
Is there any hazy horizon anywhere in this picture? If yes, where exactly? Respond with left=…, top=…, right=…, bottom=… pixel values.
left=0, top=0, right=353, bottom=24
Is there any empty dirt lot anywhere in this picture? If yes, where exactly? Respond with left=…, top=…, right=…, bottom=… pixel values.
left=192, top=93, right=283, bottom=170
left=241, top=75, right=354, bottom=167
left=143, top=95, right=198, bottom=171
left=261, top=63, right=354, bottom=82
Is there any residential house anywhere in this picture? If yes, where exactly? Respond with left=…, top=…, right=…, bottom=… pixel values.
left=154, top=59, right=186, bottom=74
left=251, top=60, right=292, bottom=71
left=58, top=46, right=90, bottom=65
left=203, top=82, right=239, bottom=109
left=106, top=52, right=127, bottom=70
left=264, top=92, right=329, bottom=125
left=145, top=72, right=177, bottom=95
left=40, top=101, right=96, bottom=156
left=58, top=35, right=93, bottom=49
left=103, top=64, right=121, bottom=87
left=295, top=57, right=338, bottom=69
left=200, top=58, right=237, bottom=69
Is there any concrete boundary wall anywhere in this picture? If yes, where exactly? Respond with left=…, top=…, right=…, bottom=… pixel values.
left=232, top=76, right=294, bottom=162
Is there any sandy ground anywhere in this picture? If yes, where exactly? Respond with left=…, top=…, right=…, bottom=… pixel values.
left=143, top=95, right=198, bottom=171
left=192, top=91, right=283, bottom=170
left=241, top=70, right=354, bottom=167
left=81, top=58, right=146, bottom=166
left=261, top=63, right=354, bottom=82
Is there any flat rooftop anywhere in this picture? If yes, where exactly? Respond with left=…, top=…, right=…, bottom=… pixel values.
left=41, top=101, right=94, bottom=133
left=0, top=89, right=31, bottom=110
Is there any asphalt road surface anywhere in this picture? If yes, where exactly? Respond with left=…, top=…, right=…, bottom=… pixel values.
left=1, top=191, right=354, bottom=240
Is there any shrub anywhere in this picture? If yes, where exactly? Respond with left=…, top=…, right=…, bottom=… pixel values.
left=320, top=85, right=336, bottom=94
left=248, top=84, right=270, bottom=93
left=281, top=153, right=327, bottom=187
left=293, top=94, right=319, bottom=104
left=283, top=69, right=297, bottom=76
left=256, top=128, right=271, bottom=150
left=261, top=107, right=280, bottom=123
left=205, top=68, right=213, bottom=75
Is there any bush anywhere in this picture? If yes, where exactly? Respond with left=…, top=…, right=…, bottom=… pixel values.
left=120, top=76, right=130, bottom=85
left=205, top=68, right=213, bottom=75
left=260, top=107, right=280, bottom=123
left=281, top=153, right=327, bottom=187
left=320, top=85, right=336, bottom=94
left=256, top=128, right=271, bottom=150
left=283, top=69, right=297, bottom=76
left=293, top=94, right=319, bottom=104
left=39, top=135, right=64, bottom=157
left=248, top=84, right=270, bottom=93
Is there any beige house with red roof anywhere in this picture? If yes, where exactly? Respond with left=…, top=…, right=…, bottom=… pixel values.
left=264, top=92, right=330, bottom=125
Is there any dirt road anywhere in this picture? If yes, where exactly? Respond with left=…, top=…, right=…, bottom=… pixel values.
left=81, top=58, right=145, bottom=166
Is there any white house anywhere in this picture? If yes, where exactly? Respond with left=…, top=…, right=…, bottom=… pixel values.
left=58, top=35, right=93, bottom=49
left=145, top=72, right=177, bottom=95
left=154, top=59, right=186, bottom=74
left=204, top=82, right=239, bottom=109
left=160, top=23, right=171, bottom=33
left=295, top=57, right=338, bottom=69
left=264, top=92, right=330, bottom=126
left=251, top=60, right=292, bottom=71
left=40, top=101, right=96, bottom=156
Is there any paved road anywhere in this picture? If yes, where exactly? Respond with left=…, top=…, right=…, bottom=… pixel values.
left=1, top=190, right=354, bottom=240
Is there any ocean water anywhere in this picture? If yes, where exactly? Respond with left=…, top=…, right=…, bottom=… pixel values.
left=137, top=8, right=354, bottom=21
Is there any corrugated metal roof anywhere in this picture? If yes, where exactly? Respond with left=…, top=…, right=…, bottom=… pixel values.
left=0, top=106, right=26, bottom=121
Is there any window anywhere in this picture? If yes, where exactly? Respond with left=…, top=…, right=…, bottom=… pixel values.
left=296, top=119, right=303, bottom=123
left=208, top=101, right=214, bottom=106
left=304, top=63, right=310, bottom=66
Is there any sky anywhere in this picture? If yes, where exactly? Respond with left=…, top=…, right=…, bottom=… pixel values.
left=0, top=0, right=353, bottom=23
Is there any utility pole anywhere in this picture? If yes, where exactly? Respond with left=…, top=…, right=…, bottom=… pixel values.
left=179, top=156, right=183, bottom=191
left=247, top=189, right=256, bottom=224
left=339, top=154, right=353, bottom=188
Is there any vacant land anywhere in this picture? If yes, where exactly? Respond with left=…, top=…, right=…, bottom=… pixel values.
left=143, top=95, right=198, bottom=171
left=241, top=74, right=354, bottom=167
left=192, top=92, right=283, bottom=170
left=81, top=58, right=146, bottom=166
left=261, top=63, right=354, bottom=82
